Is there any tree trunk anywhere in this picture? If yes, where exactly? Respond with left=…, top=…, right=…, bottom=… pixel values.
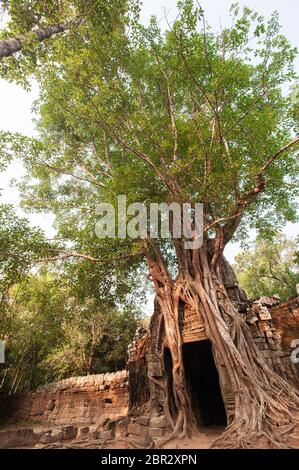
left=145, top=240, right=299, bottom=448
left=0, top=19, right=83, bottom=59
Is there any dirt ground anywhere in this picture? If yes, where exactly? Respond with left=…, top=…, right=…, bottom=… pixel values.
left=162, top=426, right=225, bottom=449
left=2, top=420, right=298, bottom=449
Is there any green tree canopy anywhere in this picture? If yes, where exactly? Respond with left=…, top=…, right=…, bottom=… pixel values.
left=1, top=1, right=299, bottom=447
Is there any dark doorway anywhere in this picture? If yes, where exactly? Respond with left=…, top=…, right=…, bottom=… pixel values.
left=183, top=340, right=227, bottom=426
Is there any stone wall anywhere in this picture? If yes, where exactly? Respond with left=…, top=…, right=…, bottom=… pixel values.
left=0, top=371, right=129, bottom=426
left=247, top=296, right=299, bottom=388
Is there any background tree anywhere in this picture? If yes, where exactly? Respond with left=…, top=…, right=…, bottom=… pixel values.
left=234, top=232, right=299, bottom=300
left=43, top=301, right=140, bottom=379
left=0, top=0, right=299, bottom=448
left=0, top=271, right=140, bottom=394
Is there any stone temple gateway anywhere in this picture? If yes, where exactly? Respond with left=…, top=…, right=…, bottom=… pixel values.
left=0, top=277, right=298, bottom=446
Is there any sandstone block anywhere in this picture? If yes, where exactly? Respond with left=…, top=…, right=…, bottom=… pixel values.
left=40, top=429, right=63, bottom=444
left=0, top=428, right=38, bottom=448
left=128, top=423, right=140, bottom=435
left=149, top=416, right=167, bottom=428
left=78, top=426, right=89, bottom=436
left=257, top=295, right=280, bottom=306
left=114, top=417, right=130, bottom=437
left=61, top=426, right=77, bottom=440
left=98, top=430, right=113, bottom=439
left=36, top=432, right=52, bottom=445
left=259, top=307, right=272, bottom=321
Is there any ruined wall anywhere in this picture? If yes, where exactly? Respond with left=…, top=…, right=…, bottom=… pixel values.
left=0, top=371, right=129, bottom=426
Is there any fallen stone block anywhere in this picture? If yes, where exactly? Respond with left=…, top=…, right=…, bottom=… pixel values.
left=114, top=417, right=130, bottom=437
left=39, top=429, right=63, bottom=444
left=256, top=295, right=280, bottom=307
left=0, top=428, right=38, bottom=448
left=128, top=423, right=141, bottom=435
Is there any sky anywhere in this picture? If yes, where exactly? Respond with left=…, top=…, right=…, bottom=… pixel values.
left=0, top=0, right=298, bottom=263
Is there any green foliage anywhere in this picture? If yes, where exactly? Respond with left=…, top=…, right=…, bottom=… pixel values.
left=234, top=233, right=299, bottom=300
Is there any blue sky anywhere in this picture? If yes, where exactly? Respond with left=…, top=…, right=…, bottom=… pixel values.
left=0, top=0, right=298, bottom=263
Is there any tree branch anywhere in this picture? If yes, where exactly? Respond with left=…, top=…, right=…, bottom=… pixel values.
left=35, top=249, right=144, bottom=265
left=259, top=136, right=299, bottom=175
